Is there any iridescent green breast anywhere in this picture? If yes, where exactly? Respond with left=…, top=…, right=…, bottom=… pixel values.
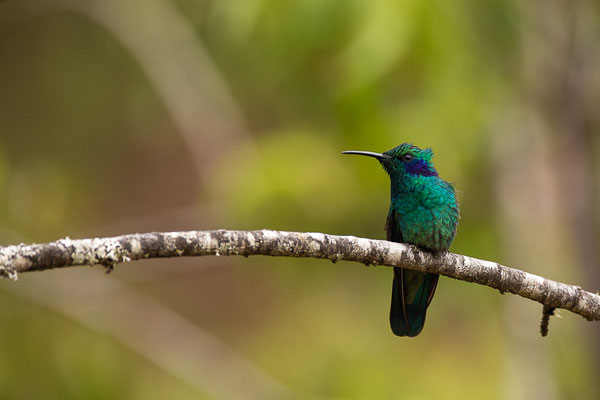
left=391, top=175, right=459, bottom=251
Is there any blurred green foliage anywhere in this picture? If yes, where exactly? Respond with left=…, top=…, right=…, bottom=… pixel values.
left=0, top=0, right=598, bottom=399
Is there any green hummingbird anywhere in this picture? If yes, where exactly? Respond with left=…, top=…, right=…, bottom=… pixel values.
left=343, top=143, right=459, bottom=337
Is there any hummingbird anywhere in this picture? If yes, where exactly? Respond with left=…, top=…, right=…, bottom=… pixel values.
left=343, top=143, right=459, bottom=337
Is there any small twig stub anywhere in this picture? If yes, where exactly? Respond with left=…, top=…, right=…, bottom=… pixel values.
left=540, top=305, right=556, bottom=337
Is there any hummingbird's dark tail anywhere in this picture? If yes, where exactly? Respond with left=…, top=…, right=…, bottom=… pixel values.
left=390, top=267, right=439, bottom=337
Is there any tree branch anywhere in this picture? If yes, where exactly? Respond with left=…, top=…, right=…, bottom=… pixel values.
left=1, top=229, right=599, bottom=322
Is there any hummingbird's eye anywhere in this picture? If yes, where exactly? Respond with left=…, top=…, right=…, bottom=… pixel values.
left=401, top=154, right=413, bottom=162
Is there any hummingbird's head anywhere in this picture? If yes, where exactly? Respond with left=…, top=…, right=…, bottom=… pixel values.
left=342, top=143, right=438, bottom=178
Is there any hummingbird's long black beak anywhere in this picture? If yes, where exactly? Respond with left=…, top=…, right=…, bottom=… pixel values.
left=342, top=150, right=389, bottom=160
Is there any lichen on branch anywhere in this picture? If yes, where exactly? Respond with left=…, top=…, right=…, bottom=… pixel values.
left=1, top=229, right=599, bottom=324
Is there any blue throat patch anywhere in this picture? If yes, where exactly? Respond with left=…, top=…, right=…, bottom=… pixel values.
left=405, top=159, right=438, bottom=177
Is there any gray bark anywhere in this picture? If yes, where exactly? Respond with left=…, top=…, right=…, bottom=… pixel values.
left=1, top=229, right=599, bottom=323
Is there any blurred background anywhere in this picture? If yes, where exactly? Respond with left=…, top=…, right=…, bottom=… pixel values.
left=0, top=0, right=599, bottom=399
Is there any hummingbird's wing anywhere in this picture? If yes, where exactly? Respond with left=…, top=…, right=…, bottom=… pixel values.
left=386, top=210, right=438, bottom=337
left=384, top=210, right=402, bottom=243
